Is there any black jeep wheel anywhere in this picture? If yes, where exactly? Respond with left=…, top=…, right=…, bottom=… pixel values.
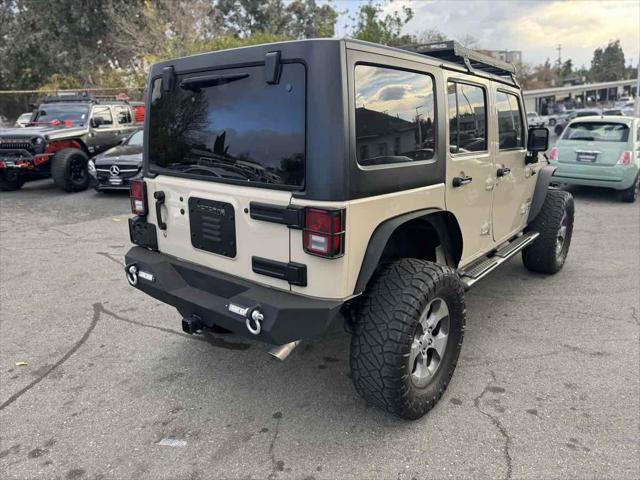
left=0, top=170, right=25, bottom=191
left=350, top=259, right=465, bottom=420
left=522, top=189, right=574, bottom=274
left=51, top=148, right=90, bottom=192
left=619, top=174, right=639, bottom=203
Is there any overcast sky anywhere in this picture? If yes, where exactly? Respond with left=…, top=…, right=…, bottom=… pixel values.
left=331, top=0, right=640, bottom=68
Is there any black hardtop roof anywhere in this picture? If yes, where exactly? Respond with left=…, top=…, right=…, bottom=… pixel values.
left=150, top=38, right=519, bottom=87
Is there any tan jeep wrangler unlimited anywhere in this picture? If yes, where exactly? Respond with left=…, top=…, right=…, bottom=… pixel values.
left=125, top=40, right=574, bottom=420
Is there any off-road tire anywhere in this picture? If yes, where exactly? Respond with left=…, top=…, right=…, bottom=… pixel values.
left=554, top=124, right=563, bottom=136
left=619, top=174, right=639, bottom=203
left=51, top=148, right=90, bottom=192
left=350, top=259, right=465, bottom=420
left=522, top=189, right=574, bottom=274
left=0, top=171, right=25, bottom=191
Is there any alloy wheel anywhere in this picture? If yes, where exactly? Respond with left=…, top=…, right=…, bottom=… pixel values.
left=410, top=297, right=450, bottom=387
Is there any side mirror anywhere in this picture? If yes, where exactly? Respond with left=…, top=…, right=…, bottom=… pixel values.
left=527, top=127, right=549, bottom=152
left=91, top=117, right=104, bottom=128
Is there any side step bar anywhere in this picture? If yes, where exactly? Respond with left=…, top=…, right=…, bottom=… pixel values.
left=459, top=231, right=539, bottom=289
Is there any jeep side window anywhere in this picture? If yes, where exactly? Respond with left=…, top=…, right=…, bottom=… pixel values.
left=355, top=65, right=435, bottom=166
left=114, top=106, right=132, bottom=125
left=496, top=91, right=524, bottom=149
left=92, top=106, right=113, bottom=126
left=448, top=81, right=487, bottom=153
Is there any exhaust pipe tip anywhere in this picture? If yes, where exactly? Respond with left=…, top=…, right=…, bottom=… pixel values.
left=268, top=340, right=301, bottom=361
left=182, top=315, right=203, bottom=335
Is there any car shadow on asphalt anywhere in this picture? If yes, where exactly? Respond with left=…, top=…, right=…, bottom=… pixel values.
left=556, top=184, right=624, bottom=204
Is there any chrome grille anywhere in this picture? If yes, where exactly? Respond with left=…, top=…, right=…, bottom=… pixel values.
left=96, top=165, right=141, bottom=179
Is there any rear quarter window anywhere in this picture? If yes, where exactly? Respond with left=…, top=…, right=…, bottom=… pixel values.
left=354, top=65, right=436, bottom=166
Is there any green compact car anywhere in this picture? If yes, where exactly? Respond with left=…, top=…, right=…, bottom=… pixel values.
left=548, top=115, right=640, bottom=202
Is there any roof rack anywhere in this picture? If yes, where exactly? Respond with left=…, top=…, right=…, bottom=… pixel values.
left=41, top=91, right=133, bottom=104
left=401, top=40, right=518, bottom=85
left=41, top=91, right=93, bottom=103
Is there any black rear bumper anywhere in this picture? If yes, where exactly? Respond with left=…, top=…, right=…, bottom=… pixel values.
left=124, top=246, right=344, bottom=345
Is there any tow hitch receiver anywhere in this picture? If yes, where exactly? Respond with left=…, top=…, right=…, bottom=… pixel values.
left=182, top=315, right=203, bottom=335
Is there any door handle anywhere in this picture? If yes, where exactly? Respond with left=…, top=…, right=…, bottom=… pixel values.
left=497, top=167, right=511, bottom=177
left=154, top=191, right=167, bottom=230
left=452, top=175, right=473, bottom=187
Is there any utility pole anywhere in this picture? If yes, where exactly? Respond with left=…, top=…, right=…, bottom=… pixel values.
left=556, top=44, right=562, bottom=71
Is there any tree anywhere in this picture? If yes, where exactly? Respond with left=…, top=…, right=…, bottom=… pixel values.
left=217, top=0, right=292, bottom=37
left=216, top=0, right=337, bottom=39
left=416, top=28, right=447, bottom=43
left=0, top=0, right=150, bottom=89
left=560, top=59, right=573, bottom=80
left=286, top=0, right=338, bottom=39
left=349, top=1, right=415, bottom=47
left=458, top=34, right=479, bottom=49
left=0, top=0, right=339, bottom=91
left=590, top=40, right=625, bottom=82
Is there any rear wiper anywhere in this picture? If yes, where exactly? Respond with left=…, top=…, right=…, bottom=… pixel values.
left=194, top=151, right=234, bottom=164
left=180, top=73, right=249, bottom=92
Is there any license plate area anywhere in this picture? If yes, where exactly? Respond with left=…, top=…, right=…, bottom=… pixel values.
left=189, top=197, right=236, bottom=258
left=576, top=151, right=598, bottom=162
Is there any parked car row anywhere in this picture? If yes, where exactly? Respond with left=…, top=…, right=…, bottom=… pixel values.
left=526, top=111, right=547, bottom=128
left=0, top=92, right=144, bottom=192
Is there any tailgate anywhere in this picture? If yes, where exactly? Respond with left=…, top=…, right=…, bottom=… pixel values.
left=146, top=175, right=292, bottom=290
left=558, top=142, right=627, bottom=166
left=142, top=55, right=307, bottom=292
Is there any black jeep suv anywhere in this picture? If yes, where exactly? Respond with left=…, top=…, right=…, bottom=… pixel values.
left=0, top=93, right=144, bottom=192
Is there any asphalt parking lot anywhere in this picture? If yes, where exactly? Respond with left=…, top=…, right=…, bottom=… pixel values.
left=1, top=179, right=638, bottom=480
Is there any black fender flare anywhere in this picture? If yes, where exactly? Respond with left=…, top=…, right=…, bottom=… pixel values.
left=353, top=208, right=461, bottom=295
left=527, top=165, right=557, bottom=223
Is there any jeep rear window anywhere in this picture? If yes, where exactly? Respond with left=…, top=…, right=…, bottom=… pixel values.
left=148, top=63, right=306, bottom=188
left=562, top=122, right=629, bottom=142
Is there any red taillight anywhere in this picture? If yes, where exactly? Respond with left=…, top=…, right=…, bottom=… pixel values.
left=303, top=208, right=345, bottom=258
left=130, top=180, right=147, bottom=215
left=63, top=120, right=73, bottom=127
left=617, top=151, right=632, bottom=165
left=548, top=147, right=559, bottom=161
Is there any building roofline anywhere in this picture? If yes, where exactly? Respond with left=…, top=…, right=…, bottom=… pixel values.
left=523, top=79, right=636, bottom=96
